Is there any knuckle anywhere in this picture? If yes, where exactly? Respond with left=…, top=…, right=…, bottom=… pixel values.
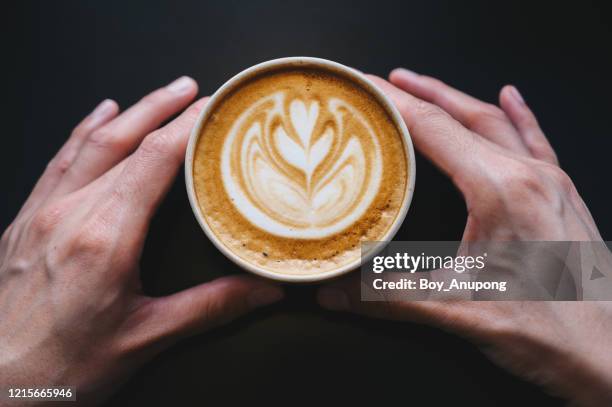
left=465, top=104, right=506, bottom=129
left=70, top=122, right=89, bottom=142
left=497, top=161, right=563, bottom=214
left=185, top=103, right=204, bottom=122
left=69, top=223, right=113, bottom=256
left=503, top=162, right=545, bottom=195
left=88, top=127, right=128, bottom=152
left=410, top=100, right=454, bottom=133
left=531, top=141, right=559, bottom=164
left=476, top=160, right=547, bottom=212
left=473, top=159, right=569, bottom=233
left=88, top=127, right=112, bottom=144
left=395, top=97, right=415, bottom=118
left=30, top=204, right=64, bottom=235
left=140, top=132, right=174, bottom=157
left=46, top=153, right=74, bottom=176
left=68, top=127, right=83, bottom=142
left=410, top=102, right=441, bottom=132
left=2, top=257, right=30, bottom=278
left=414, top=98, right=444, bottom=119
left=1, top=222, right=14, bottom=243
left=542, top=165, right=575, bottom=195
left=482, top=103, right=506, bottom=118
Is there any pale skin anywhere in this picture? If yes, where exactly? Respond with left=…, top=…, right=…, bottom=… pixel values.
left=0, top=70, right=610, bottom=406
left=317, top=69, right=612, bottom=406
left=0, top=77, right=284, bottom=405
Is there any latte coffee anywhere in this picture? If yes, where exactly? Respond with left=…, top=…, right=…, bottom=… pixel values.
left=186, top=58, right=414, bottom=281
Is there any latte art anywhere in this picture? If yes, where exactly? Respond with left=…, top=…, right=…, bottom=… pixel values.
left=222, top=92, right=382, bottom=238
left=191, top=65, right=410, bottom=278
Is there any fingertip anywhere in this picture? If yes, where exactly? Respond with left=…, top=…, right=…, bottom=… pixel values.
left=389, top=67, right=419, bottom=83
left=499, top=85, right=522, bottom=119
left=166, top=75, right=199, bottom=95
left=499, top=84, right=513, bottom=103
left=102, top=98, right=120, bottom=111
left=214, top=274, right=284, bottom=308
left=91, top=98, right=119, bottom=119
left=509, top=85, right=525, bottom=104
left=388, top=68, right=401, bottom=82
left=500, top=84, right=525, bottom=106
left=248, top=284, right=284, bottom=308
left=499, top=85, right=536, bottom=127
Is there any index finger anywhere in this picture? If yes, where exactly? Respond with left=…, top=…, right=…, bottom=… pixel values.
left=100, top=97, right=209, bottom=235
left=367, top=75, right=489, bottom=187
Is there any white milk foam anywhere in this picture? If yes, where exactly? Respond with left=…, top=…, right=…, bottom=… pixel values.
left=221, top=91, right=382, bottom=239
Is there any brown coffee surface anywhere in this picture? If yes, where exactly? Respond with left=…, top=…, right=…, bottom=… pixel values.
left=193, top=66, right=409, bottom=276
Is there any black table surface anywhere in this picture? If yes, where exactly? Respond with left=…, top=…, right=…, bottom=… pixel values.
left=6, top=1, right=612, bottom=405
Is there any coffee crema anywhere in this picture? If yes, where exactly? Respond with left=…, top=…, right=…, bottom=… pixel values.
left=193, top=67, right=409, bottom=276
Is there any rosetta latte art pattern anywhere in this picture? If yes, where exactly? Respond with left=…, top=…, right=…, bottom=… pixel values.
left=221, top=92, right=382, bottom=239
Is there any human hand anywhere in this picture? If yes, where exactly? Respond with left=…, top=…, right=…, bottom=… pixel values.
left=0, top=77, right=283, bottom=405
left=317, top=69, right=612, bottom=406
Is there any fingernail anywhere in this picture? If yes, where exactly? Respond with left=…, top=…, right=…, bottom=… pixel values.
left=510, top=85, right=525, bottom=104
left=167, top=76, right=196, bottom=94
left=92, top=99, right=116, bottom=118
left=317, top=287, right=349, bottom=311
left=394, top=67, right=419, bottom=79
left=248, top=286, right=284, bottom=308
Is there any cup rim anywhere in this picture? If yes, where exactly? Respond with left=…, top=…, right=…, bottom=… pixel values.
left=185, top=56, right=416, bottom=283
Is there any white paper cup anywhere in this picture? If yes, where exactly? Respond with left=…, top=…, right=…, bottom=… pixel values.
left=185, top=57, right=416, bottom=282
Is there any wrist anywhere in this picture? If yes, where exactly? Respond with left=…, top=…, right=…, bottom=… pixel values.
left=526, top=304, right=612, bottom=407
left=562, top=351, right=612, bottom=406
left=484, top=302, right=612, bottom=406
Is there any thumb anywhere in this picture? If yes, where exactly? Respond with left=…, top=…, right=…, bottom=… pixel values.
left=316, top=272, right=488, bottom=337
left=134, top=275, right=283, bottom=346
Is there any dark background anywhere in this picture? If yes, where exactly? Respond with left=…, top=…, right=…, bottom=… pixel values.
left=5, top=1, right=612, bottom=405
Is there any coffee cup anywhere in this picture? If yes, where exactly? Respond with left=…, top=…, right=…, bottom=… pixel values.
left=185, top=57, right=415, bottom=282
